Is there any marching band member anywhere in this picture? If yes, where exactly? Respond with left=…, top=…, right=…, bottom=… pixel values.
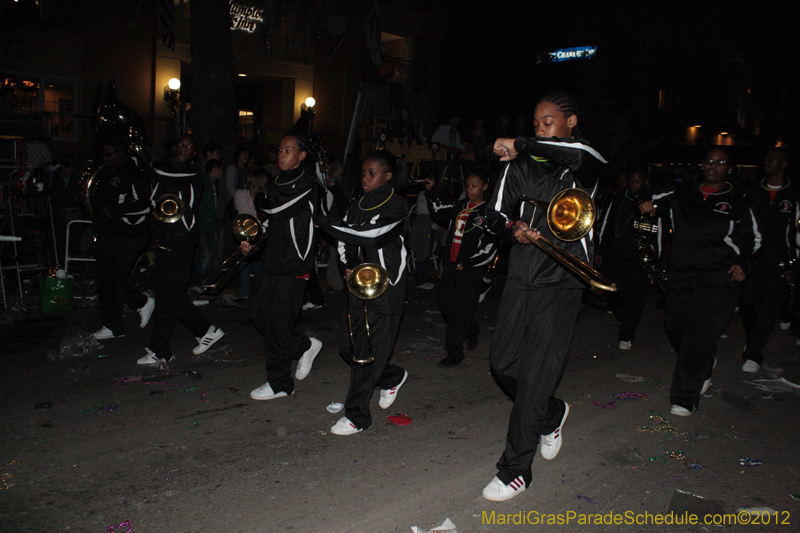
left=139, top=134, right=225, bottom=366
left=640, top=146, right=760, bottom=415
left=245, top=134, right=323, bottom=401
left=91, top=138, right=154, bottom=341
left=739, top=148, right=798, bottom=372
left=425, top=168, right=497, bottom=367
left=316, top=150, right=409, bottom=435
left=481, top=92, right=606, bottom=502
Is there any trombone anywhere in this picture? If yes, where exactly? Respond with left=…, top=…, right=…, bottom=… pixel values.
left=153, top=194, right=185, bottom=251
left=345, top=263, right=390, bottom=364
left=201, top=214, right=265, bottom=291
left=518, top=188, right=617, bottom=292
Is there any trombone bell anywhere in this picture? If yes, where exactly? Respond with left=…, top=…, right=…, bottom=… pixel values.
left=519, top=189, right=617, bottom=292
left=201, top=214, right=264, bottom=291
left=345, top=263, right=390, bottom=364
left=154, top=194, right=185, bottom=223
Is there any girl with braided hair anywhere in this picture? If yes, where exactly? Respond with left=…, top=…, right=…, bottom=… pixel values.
left=480, top=92, right=607, bottom=502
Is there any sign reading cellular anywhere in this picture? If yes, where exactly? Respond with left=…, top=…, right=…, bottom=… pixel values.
left=230, top=1, right=264, bottom=32
left=549, top=46, right=597, bottom=62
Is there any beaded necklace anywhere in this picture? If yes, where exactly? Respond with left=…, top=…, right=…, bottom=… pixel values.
left=359, top=190, right=394, bottom=211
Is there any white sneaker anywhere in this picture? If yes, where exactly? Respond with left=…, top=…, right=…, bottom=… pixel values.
left=742, top=359, right=761, bottom=373
left=138, top=296, right=155, bottom=328
left=482, top=476, right=526, bottom=502
left=330, top=416, right=362, bottom=435
left=540, top=402, right=569, bottom=460
left=93, top=326, right=123, bottom=340
left=302, top=302, right=324, bottom=310
left=416, top=282, right=435, bottom=290
left=250, top=382, right=290, bottom=401
left=379, top=370, right=408, bottom=409
left=192, top=326, right=225, bottom=355
left=618, top=340, right=632, bottom=350
left=701, top=357, right=718, bottom=394
left=137, top=348, right=165, bottom=366
left=670, top=404, right=693, bottom=417
left=295, top=337, right=322, bottom=380
left=780, top=321, right=791, bottom=331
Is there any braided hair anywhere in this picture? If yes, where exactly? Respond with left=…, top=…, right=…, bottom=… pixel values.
left=538, top=91, right=581, bottom=138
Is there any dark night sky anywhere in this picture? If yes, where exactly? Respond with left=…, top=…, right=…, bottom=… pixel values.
left=435, top=0, right=800, bottom=152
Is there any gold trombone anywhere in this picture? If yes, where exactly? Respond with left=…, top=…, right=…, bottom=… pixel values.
left=201, top=214, right=265, bottom=291
left=153, top=194, right=185, bottom=251
left=345, top=263, right=390, bottom=364
left=518, top=188, right=617, bottom=292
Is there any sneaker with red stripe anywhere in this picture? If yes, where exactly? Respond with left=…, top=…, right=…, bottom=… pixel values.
left=482, top=475, right=526, bottom=502
left=540, top=401, right=569, bottom=460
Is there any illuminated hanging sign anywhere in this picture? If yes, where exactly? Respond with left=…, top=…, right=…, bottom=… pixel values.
left=549, top=46, right=597, bottom=62
left=230, top=1, right=264, bottom=32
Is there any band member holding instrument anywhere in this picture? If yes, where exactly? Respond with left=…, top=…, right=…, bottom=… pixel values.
left=244, top=134, right=323, bottom=401
left=481, top=92, right=606, bottom=502
left=595, top=169, right=650, bottom=351
left=315, top=150, right=409, bottom=435
left=426, top=168, right=497, bottom=367
left=91, top=138, right=154, bottom=341
left=138, top=134, right=225, bottom=366
left=739, top=148, right=798, bottom=373
left=640, top=146, right=760, bottom=416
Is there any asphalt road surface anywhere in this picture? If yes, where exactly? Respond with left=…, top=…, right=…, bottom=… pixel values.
left=1, top=280, right=798, bottom=532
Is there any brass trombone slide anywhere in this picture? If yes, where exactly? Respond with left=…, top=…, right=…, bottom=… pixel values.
left=201, top=214, right=265, bottom=291
left=345, top=263, right=390, bottom=364
left=518, top=189, right=617, bottom=292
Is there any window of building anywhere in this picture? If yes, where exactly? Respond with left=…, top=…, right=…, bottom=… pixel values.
left=238, top=109, right=254, bottom=141
left=1, top=72, right=77, bottom=140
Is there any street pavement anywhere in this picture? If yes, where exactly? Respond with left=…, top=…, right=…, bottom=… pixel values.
left=1, top=279, right=799, bottom=532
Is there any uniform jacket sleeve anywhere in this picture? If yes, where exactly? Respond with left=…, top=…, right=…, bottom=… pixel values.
left=513, top=136, right=606, bottom=190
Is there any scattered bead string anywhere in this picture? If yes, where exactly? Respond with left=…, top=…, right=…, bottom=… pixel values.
left=0, top=460, right=21, bottom=490
left=199, top=390, right=210, bottom=402
left=638, top=411, right=689, bottom=439
left=176, top=420, right=201, bottom=430
left=106, top=521, right=134, bottom=533
left=592, top=391, right=650, bottom=408
left=80, top=401, right=120, bottom=414
left=577, top=493, right=596, bottom=504
left=647, top=451, right=701, bottom=468
left=116, top=377, right=181, bottom=387
left=179, top=385, right=199, bottom=393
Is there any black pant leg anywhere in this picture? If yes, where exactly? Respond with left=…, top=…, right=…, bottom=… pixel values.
left=490, top=286, right=581, bottom=486
left=95, top=233, right=148, bottom=335
left=149, top=239, right=208, bottom=358
left=441, top=265, right=484, bottom=359
left=668, top=270, right=739, bottom=410
left=249, top=273, right=310, bottom=394
left=343, top=310, right=404, bottom=429
left=741, top=265, right=784, bottom=364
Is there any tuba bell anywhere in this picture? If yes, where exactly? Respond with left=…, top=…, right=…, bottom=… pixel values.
left=518, top=189, right=617, bottom=292
left=345, top=263, right=390, bottom=364
left=80, top=80, right=153, bottom=217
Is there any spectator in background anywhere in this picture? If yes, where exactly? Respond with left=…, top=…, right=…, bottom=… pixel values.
left=189, top=144, right=223, bottom=292
left=49, top=153, right=84, bottom=233
left=431, top=117, right=463, bottom=149
left=390, top=106, right=419, bottom=147
left=226, top=147, right=251, bottom=203
left=233, top=169, right=268, bottom=298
